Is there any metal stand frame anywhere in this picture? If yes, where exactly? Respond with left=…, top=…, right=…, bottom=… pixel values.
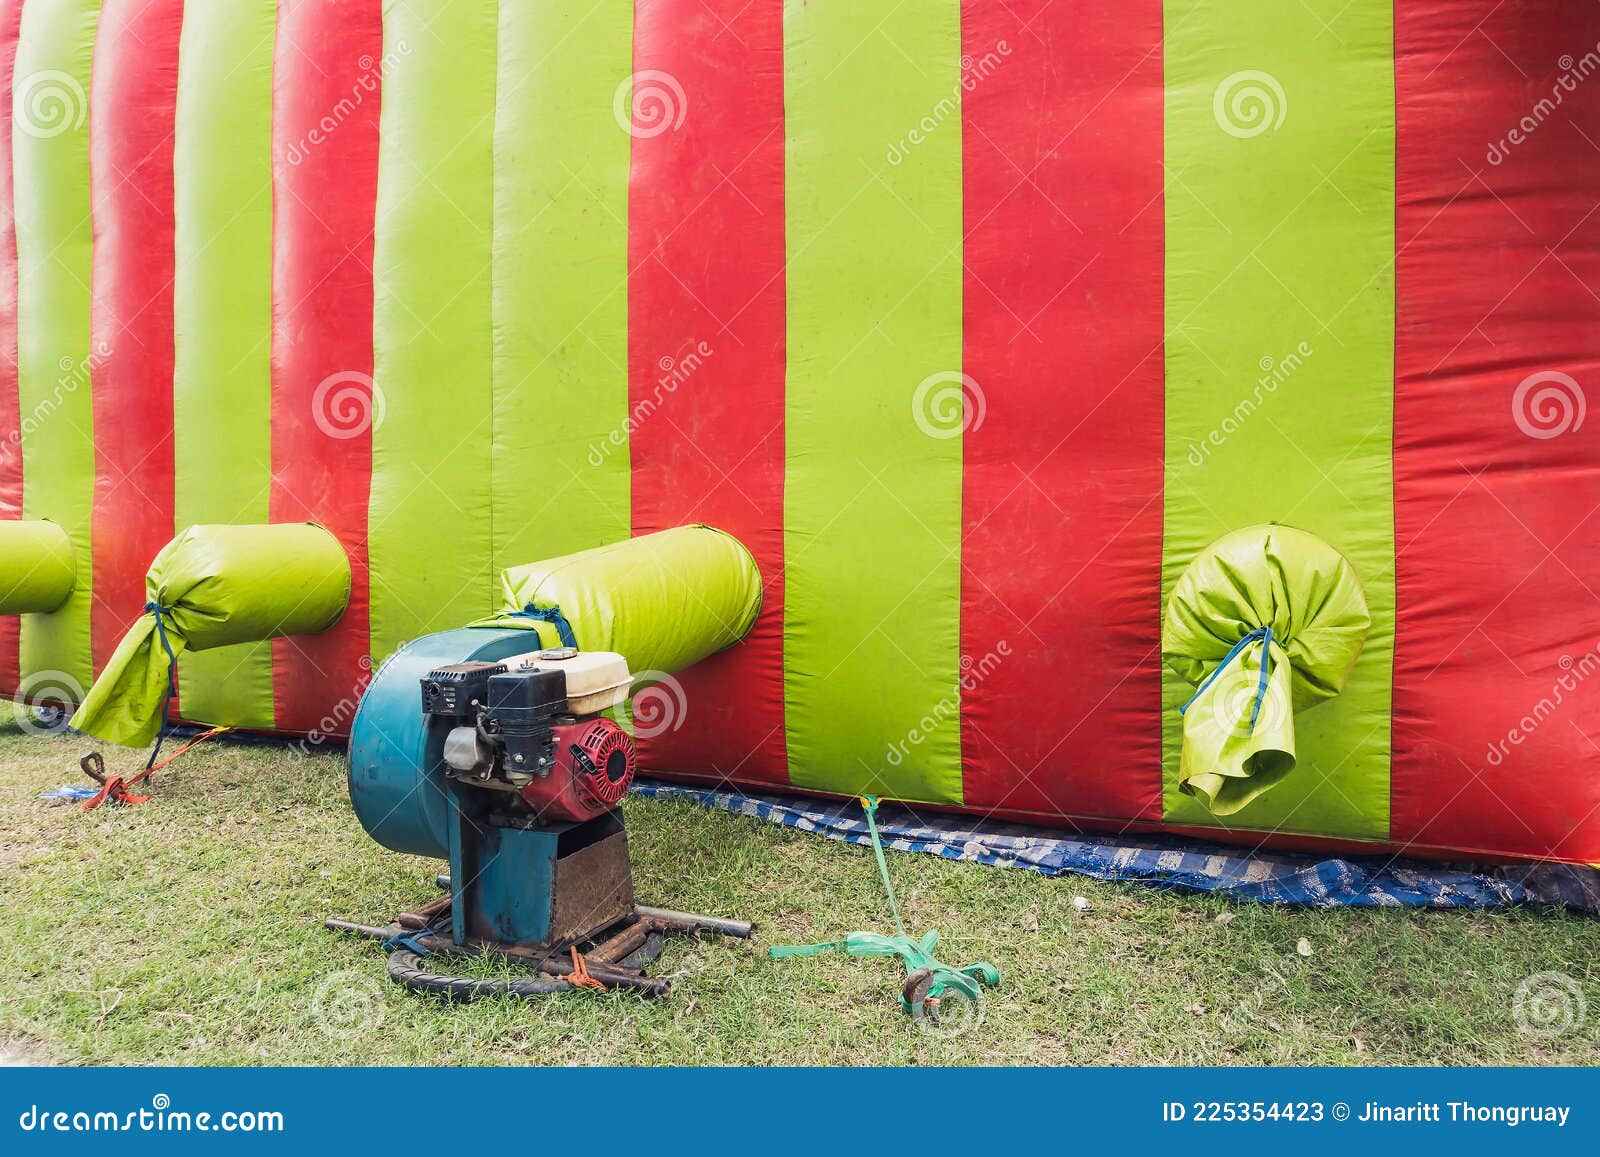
left=326, top=879, right=752, bottom=1000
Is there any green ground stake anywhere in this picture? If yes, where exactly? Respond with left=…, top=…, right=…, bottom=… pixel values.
left=769, top=796, right=1000, bottom=1017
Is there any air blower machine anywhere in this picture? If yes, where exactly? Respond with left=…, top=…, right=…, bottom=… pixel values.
left=327, top=627, right=752, bottom=999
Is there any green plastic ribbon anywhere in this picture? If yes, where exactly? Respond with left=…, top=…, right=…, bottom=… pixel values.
left=769, top=796, right=1000, bottom=1014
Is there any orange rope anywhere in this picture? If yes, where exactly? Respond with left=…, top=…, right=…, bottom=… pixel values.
left=566, top=947, right=607, bottom=991
left=81, top=727, right=232, bottom=812
left=142, top=726, right=231, bottom=778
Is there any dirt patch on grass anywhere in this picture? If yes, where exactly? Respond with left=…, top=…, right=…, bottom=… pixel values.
left=0, top=1033, right=56, bottom=1066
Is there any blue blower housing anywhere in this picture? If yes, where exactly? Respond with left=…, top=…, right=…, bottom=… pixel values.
left=347, top=627, right=537, bottom=859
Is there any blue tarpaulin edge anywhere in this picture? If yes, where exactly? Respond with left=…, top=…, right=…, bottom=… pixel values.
left=632, top=780, right=1600, bottom=913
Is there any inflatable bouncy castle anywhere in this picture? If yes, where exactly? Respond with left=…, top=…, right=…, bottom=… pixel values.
left=1, top=0, right=1598, bottom=864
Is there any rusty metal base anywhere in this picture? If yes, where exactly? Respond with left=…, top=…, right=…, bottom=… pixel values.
left=325, top=895, right=753, bottom=1001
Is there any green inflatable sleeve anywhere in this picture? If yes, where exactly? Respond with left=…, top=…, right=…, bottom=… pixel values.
left=0, top=520, right=76, bottom=614
left=1163, top=524, right=1371, bottom=816
left=71, top=523, right=350, bottom=746
left=475, top=525, right=762, bottom=676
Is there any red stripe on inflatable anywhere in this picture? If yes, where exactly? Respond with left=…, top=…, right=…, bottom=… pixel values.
left=0, top=0, right=21, bottom=696
left=626, top=0, right=788, bottom=785
left=268, top=0, right=381, bottom=738
left=1393, top=7, right=1600, bottom=863
left=959, top=1, right=1165, bottom=822
left=88, top=0, right=183, bottom=677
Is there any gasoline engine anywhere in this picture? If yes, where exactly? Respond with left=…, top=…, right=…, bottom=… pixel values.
left=423, top=648, right=637, bottom=825
left=329, top=628, right=751, bottom=1000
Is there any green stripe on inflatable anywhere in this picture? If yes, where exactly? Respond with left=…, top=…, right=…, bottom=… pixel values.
left=368, top=0, right=498, bottom=661
left=172, top=0, right=277, bottom=728
left=490, top=3, right=631, bottom=565
left=782, top=0, right=964, bottom=804
left=1162, top=0, right=1395, bottom=839
left=13, top=0, right=97, bottom=695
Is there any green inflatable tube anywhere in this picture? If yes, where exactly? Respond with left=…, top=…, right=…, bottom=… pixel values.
left=0, top=520, right=76, bottom=614
left=475, top=525, right=763, bottom=678
left=1164, top=524, right=1371, bottom=816
left=71, top=523, right=351, bottom=746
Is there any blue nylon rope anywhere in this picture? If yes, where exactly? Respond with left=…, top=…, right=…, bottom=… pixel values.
left=143, top=601, right=179, bottom=770
left=507, top=603, right=579, bottom=649
left=1179, top=624, right=1274, bottom=734
left=381, top=927, right=438, bottom=956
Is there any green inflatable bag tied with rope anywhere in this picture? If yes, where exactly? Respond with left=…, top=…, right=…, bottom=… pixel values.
left=1164, top=524, right=1371, bottom=816
left=71, top=524, right=351, bottom=747
left=473, top=525, right=764, bottom=680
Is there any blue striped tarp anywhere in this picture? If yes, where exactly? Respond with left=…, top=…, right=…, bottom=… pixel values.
left=633, top=781, right=1599, bottom=913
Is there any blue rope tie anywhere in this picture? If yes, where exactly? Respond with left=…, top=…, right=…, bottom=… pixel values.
left=381, top=927, right=439, bottom=956
left=1179, top=624, right=1274, bottom=734
left=143, top=601, right=179, bottom=770
left=507, top=603, right=578, bottom=649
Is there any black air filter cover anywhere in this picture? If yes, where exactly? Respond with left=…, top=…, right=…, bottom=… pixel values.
left=486, top=667, right=568, bottom=735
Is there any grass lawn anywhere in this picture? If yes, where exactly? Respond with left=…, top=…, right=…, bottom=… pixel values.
left=1, top=712, right=1597, bottom=1066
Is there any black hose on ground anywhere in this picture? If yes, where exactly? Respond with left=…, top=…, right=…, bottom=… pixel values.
left=386, top=949, right=573, bottom=1001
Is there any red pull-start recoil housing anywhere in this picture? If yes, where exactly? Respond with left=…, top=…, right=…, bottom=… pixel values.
left=517, top=716, right=637, bottom=825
